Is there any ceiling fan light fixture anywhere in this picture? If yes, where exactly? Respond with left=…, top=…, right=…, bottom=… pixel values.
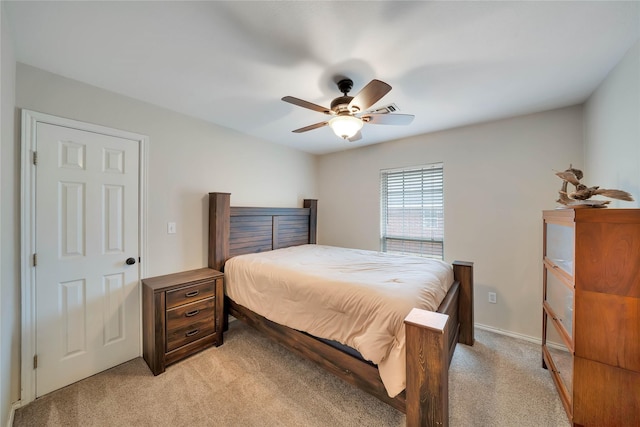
left=329, top=115, right=363, bottom=140
left=283, top=78, right=413, bottom=139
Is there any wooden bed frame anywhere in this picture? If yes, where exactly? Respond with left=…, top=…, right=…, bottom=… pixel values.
left=208, top=192, right=474, bottom=427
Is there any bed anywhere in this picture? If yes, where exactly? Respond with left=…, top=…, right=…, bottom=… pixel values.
left=208, top=192, right=474, bottom=427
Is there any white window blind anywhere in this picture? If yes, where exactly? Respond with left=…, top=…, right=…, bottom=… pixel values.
left=380, top=163, right=444, bottom=259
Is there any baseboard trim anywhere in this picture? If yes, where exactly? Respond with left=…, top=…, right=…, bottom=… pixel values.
left=7, top=400, right=21, bottom=427
left=474, top=323, right=570, bottom=352
left=475, top=323, right=542, bottom=345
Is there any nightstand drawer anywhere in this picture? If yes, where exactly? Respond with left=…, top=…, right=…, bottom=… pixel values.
left=166, top=314, right=216, bottom=352
left=166, top=280, right=215, bottom=309
left=166, top=297, right=215, bottom=331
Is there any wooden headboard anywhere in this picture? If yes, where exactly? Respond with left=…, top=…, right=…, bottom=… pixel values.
left=208, top=192, right=318, bottom=272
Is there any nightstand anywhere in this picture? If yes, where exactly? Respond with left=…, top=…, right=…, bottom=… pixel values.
left=142, top=268, right=224, bottom=375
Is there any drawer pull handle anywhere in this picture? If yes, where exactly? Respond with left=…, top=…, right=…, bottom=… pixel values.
left=185, top=290, right=199, bottom=298
left=185, top=329, right=199, bottom=337
left=185, top=309, right=200, bottom=317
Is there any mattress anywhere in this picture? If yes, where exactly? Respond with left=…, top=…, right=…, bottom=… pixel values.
left=225, top=244, right=454, bottom=397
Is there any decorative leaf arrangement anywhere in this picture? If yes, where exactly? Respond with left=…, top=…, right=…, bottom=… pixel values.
left=555, top=165, right=634, bottom=208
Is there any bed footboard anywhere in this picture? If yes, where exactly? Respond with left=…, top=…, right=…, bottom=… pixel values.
left=405, top=309, right=450, bottom=426
left=404, top=260, right=473, bottom=427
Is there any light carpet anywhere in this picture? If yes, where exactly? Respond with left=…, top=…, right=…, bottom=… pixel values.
left=14, top=320, right=569, bottom=426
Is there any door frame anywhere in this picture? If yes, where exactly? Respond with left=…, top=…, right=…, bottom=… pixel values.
left=20, top=109, right=149, bottom=404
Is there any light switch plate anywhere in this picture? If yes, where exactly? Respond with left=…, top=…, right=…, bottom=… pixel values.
left=488, top=292, right=497, bottom=304
left=167, top=222, right=176, bottom=234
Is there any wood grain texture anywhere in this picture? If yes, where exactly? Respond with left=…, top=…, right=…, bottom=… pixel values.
left=164, top=334, right=220, bottom=366
left=576, top=222, right=640, bottom=298
left=142, top=268, right=222, bottom=292
left=214, top=277, right=225, bottom=345
left=405, top=309, right=449, bottom=427
left=230, top=216, right=272, bottom=257
left=274, top=216, right=310, bottom=249
left=209, top=193, right=317, bottom=269
left=166, top=297, right=215, bottom=329
left=573, top=357, right=640, bottom=427
left=437, top=282, right=460, bottom=360
left=453, top=261, right=474, bottom=345
left=142, top=268, right=223, bottom=375
left=166, top=314, right=216, bottom=352
left=304, top=199, right=318, bottom=243
left=154, top=293, right=166, bottom=371
left=208, top=193, right=230, bottom=272
left=575, top=290, right=639, bottom=371
left=165, top=280, right=215, bottom=310
left=166, top=297, right=216, bottom=352
left=542, top=209, right=640, bottom=425
left=142, top=282, right=155, bottom=373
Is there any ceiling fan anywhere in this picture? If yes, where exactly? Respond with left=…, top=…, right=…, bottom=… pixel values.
left=282, top=78, right=414, bottom=141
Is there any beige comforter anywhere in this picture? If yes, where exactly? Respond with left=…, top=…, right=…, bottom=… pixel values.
left=225, top=244, right=454, bottom=397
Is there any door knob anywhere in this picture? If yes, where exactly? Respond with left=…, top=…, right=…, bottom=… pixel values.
left=125, top=257, right=136, bottom=265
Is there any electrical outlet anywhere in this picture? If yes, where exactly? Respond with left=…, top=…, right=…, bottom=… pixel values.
left=167, top=222, right=176, bottom=234
left=488, top=292, right=497, bottom=304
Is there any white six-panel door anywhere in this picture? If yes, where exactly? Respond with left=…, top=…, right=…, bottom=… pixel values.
left=34, top=122, right=141, bottom=397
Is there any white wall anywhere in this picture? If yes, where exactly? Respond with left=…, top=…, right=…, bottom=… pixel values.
left=317, top=106, right=584, bottom=339
left=1, top=3, right=18, bottom=425
left=16, top=63, right=318, bottom=277
left=584, top=40, right=640, bottom=207
left=8, top=63, right=317, bottom=410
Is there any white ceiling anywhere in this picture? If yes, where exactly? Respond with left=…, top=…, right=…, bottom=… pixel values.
left=4, top=1, right=640, bottom=155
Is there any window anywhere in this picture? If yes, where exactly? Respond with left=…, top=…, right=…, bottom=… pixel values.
left=380, top=163, right=444, bottom=259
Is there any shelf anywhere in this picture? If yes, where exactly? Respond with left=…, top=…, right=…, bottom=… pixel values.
left=542, top=209, right=640, bottom=426
left=543, top=267, right=574, bottom=340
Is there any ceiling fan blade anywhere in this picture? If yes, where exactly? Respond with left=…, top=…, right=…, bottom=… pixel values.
left=363, top=113, right=415, bottom=125
left=348, top=79, right=392, bottom=112
left=292, top=121, right=329, bottom=133
left=282, top=96, right=331, bottom=114
left=348, top=131, right=363, bottom=142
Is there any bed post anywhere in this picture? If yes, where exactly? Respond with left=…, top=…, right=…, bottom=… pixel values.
left=452, top=261, right=474, bottom=345
left=208, top=192, right=230, bottom=272
left=303, top=199, right=317, bottom=244
left=405, top=309, right=450, bottom=427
